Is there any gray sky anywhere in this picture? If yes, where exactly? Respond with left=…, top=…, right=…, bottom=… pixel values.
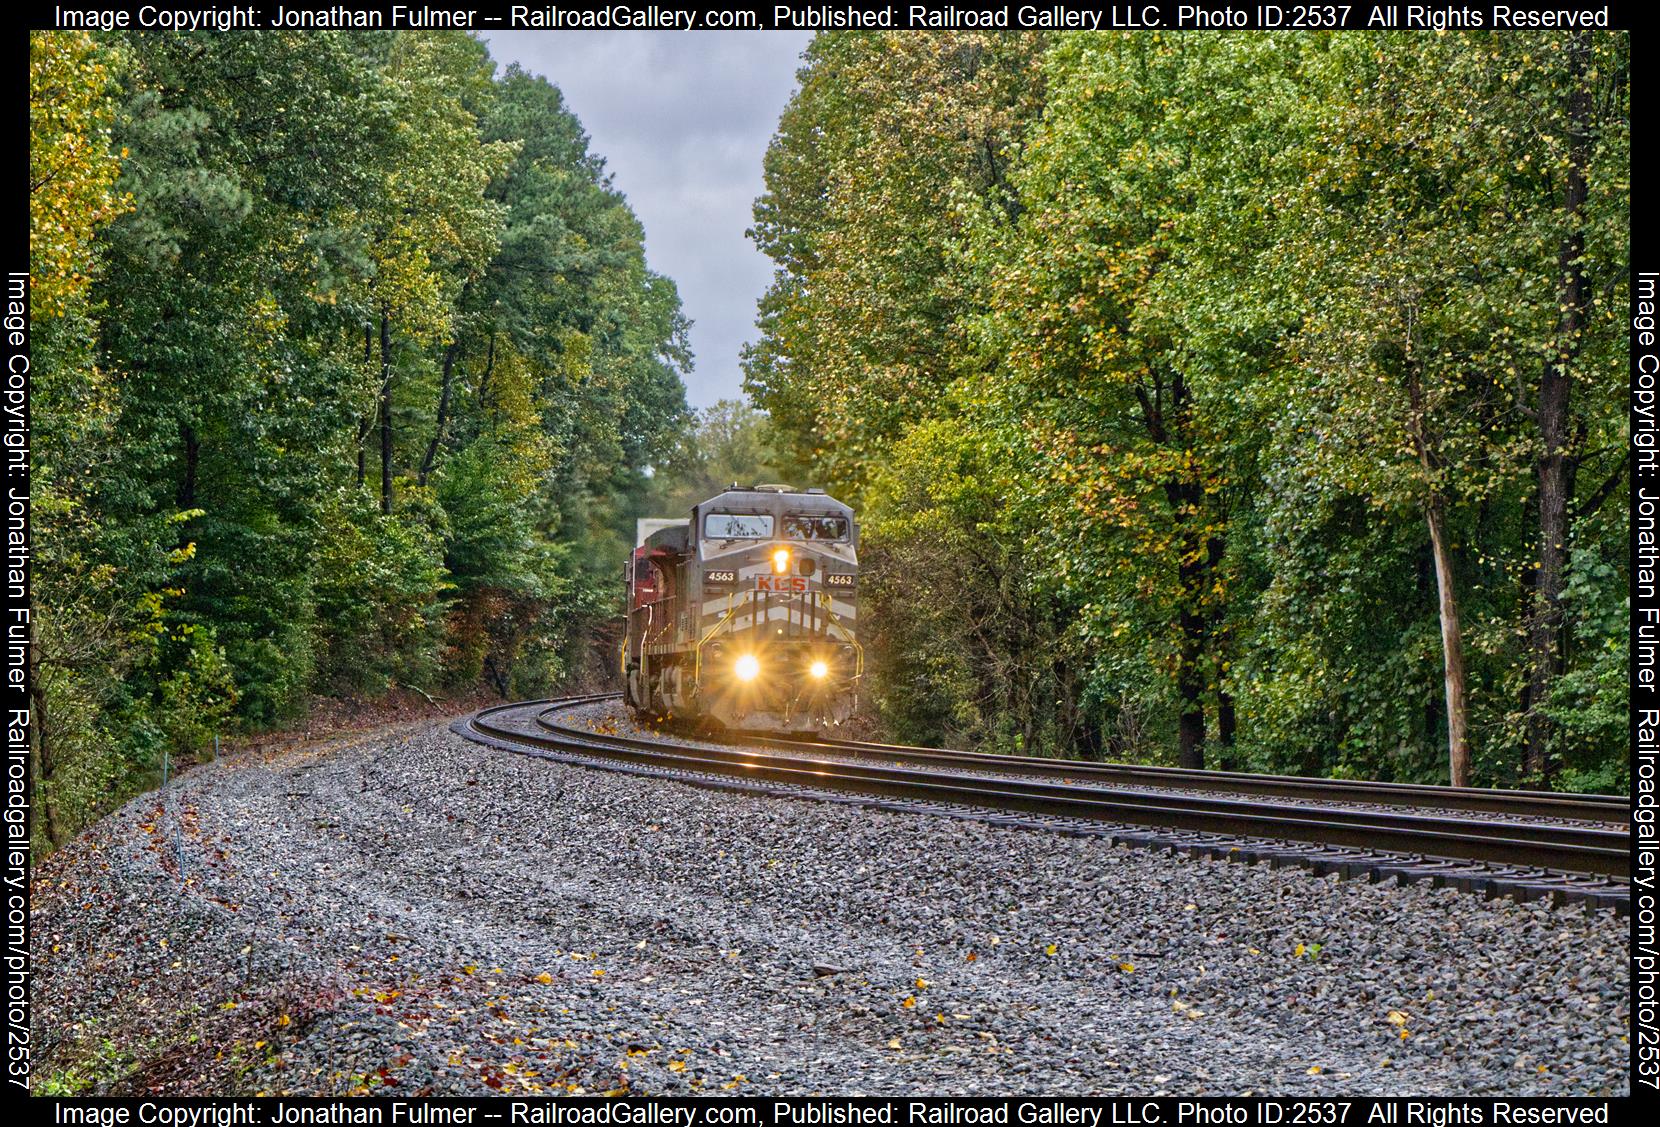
left=482, top=31, right=814, bottom=409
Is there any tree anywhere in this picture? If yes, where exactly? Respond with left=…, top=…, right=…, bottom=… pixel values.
left=745, top=31, right=1047, bottom=498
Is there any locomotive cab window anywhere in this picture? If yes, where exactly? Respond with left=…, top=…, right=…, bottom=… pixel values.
left=703, top=512, right=774, bottom=539
left=783, top=514, right=848, bottom=541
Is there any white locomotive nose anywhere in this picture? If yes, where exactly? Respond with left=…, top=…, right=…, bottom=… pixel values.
left=628, top=484, right=857, bottom=732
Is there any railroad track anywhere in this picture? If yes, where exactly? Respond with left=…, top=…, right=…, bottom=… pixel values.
left=729, top=730, right=1628, bottom=823
left=457, top=695, right=1630, bottom=912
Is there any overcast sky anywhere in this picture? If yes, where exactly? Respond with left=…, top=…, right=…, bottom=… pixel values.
left=482, top=31, right=814, bottom=409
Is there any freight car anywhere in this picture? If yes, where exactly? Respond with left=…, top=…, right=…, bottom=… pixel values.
left=623, top=484, right=861, bottom=732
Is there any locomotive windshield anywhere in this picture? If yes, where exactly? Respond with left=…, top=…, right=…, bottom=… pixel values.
left=783, top=514, right=849, bottom=541
left=703, top=512, right=774, bottom=539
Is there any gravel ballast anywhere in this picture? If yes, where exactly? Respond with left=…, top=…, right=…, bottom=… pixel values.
left=31, top=714, right=1629, bottom=1096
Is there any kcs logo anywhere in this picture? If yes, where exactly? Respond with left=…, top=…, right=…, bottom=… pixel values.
left=755, top=575, right=808, bottom=592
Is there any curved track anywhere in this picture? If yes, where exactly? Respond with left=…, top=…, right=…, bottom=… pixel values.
left=458, top=696, right=1629, bottom=908
left=734, top=729, right=1627, bottom=823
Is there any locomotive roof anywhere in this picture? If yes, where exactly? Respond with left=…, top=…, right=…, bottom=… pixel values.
left=695, top=485, right=852, bottom=514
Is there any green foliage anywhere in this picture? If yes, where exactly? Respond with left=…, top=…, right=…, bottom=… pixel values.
left=29, top=31, right=689, bottom=849
left=641, top=400, right=784, bottom=516
left=748, top=30, right=1629, bottom=789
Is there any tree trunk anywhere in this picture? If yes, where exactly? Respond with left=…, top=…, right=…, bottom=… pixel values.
left=357, top=322, right=372, bottom=488
left=1216, top=690, right=1236, bottom=756
left=419, top=340, right=460, bottom=487
left=1525, top=31, right=1591, bottom=780
left=378, top=312, right=393, bottom=515
left=1424, top=495, right=1472, bottom=787
left=1174, top=518, right=1207, bottom=770
left=1402, top=357, right=1471, bottom=786
left=1206, top=536, right=1234, bottom=764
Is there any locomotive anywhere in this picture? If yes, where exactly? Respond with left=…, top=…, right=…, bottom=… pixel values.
left=623, top=484, right=861, bottom=732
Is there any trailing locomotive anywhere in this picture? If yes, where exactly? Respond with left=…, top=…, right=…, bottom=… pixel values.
left=623, top=485, right=860, bottom=732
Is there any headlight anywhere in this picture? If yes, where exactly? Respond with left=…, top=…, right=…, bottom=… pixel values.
left=772, top=547, right=791, bottom=574
left=809, top=660, right=829, bottom=680
left=734, top=654, right=760, bottom=682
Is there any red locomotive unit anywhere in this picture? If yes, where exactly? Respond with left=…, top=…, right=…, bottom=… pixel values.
left=623, top=484, right=861, bottom=732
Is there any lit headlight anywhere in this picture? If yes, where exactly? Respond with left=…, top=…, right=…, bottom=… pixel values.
left=809, top=660, right=829, bottom=680
left=734, top=654, right=760, bottom=682
left=772, top=547, right=791, bottom=574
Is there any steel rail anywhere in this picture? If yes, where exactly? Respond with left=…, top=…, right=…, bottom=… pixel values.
left=727, top=731, right=1628, bottom=823
left=463, top=698, right=1631, bottom=879
left=511, top=692, right=1624, bottom=823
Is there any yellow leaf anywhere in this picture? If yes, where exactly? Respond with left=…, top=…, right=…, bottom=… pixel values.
left=276, top=1014, right=291, bottom=1027
left=668, top=1061, right=686, bottom=1072
left=536, top=972, right=553, bottom=985
left=887, top=1038, right=902, bottom=1050
left=1119, top=963, right=1135, bottom=973
left=1387, top=1010, right=1408, bottom=1026
left=1044, top=944, right=1058, bottom=956
left=901, top=996, right=916, bottom=1009
left=592, top=969, right=605, bottom=978
left=1295, top=943, right=1306, bottom=957
left=915, top=978, right=930, bottom=989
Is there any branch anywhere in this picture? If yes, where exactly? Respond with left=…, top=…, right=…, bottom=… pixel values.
left=1574, top=451, right=1628, bottom=520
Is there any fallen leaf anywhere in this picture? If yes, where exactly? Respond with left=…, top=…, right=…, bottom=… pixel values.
left=536, top=972, right=553, bottom=985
